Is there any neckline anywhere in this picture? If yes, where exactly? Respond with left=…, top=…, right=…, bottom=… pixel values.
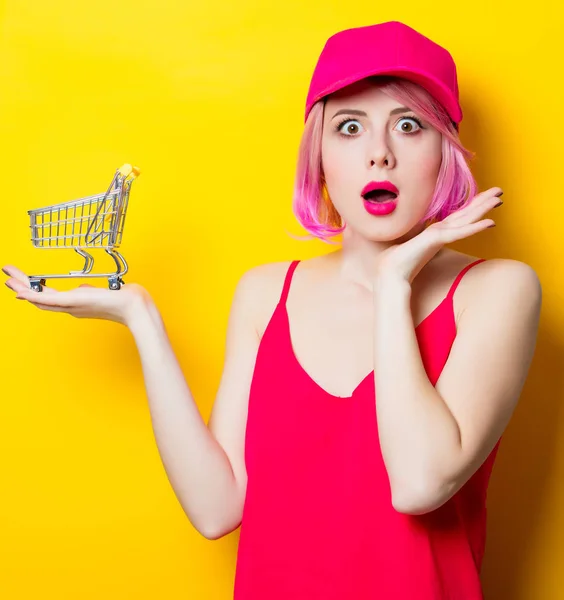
left=281, top=294, right=452, bottom=400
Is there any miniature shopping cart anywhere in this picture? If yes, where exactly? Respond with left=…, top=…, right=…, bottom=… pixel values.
left=27, top=163, right=141, bottom=292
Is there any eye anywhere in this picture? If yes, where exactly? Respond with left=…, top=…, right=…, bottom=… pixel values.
left=395, top=116, right=424, bottom=134
left=336, top=118, right=364, bottom=136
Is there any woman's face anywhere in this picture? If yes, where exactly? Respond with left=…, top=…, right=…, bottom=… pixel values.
left=321, top=79, right=443, bottom=241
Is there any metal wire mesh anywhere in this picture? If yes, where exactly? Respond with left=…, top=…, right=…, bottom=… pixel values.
left=27, top=167, right=134, bottom=250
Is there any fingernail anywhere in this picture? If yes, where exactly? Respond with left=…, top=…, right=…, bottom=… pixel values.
left=495, top=201, right=503, bottom=208
left=488, top=223, right=496, bottom=228
left=494, top=191, right=504, bottom=197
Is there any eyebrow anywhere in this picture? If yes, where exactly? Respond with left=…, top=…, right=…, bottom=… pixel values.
left=331, top=106, right=413, bottom=119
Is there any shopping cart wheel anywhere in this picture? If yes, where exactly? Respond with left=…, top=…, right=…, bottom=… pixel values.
left=108, top=276, right=124, bottom=291
left=29, top=278, right=46, bottom=292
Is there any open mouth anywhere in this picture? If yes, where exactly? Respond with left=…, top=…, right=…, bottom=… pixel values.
left=362, top=189, right=398, bottom=203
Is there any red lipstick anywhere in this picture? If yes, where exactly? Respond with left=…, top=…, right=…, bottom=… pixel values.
left=361, top=180, right=399, bottom=216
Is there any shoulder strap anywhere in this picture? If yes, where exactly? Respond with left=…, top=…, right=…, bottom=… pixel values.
left=446, top=258, right=486, bottom=300
left=279, top=260, right=301, bottom=306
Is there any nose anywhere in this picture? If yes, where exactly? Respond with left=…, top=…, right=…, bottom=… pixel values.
left=366, top=130, right=395, bottom=169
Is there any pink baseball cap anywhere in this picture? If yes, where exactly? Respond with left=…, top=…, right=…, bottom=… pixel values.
left=305, top=21, right=463, bottom=127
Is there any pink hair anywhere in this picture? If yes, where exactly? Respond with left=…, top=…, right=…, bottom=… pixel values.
left=292, top=76, right=478, bottom=242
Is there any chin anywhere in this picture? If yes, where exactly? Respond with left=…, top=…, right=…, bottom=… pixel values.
left=345, top=213, right=424, bottom=243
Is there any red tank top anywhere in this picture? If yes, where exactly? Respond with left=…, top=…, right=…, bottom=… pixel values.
left=234, top=259, right=501, bottom=600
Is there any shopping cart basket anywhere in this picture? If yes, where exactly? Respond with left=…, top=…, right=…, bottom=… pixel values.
left=27, top=163, right=141, bottom=292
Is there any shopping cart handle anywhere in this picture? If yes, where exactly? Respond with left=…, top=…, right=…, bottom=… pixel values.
left=117, top=164, right=141, bottom=179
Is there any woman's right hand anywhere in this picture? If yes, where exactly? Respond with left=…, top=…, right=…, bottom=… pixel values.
left=3, top=264, right=154, bottom=327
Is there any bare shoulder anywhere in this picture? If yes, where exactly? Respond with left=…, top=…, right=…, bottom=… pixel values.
left=460, top=256, right=541, bottom=297
left=437, top=249, right=539, bottom=292
left=452, top=253, right=542, bottom=324
left=233, top=260, right=296, bottom=337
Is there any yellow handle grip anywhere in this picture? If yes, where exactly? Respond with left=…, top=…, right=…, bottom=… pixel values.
left=117, top=163, right=141, bottom=180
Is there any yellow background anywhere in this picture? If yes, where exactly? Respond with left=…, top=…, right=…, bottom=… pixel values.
left=1, top=1, right=563, bottom=598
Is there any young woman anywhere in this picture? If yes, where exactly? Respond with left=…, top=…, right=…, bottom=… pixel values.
left=4, top=20, right=541, bottom=600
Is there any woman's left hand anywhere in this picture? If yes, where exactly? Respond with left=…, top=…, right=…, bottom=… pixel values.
left=374, top=187, right=503, bottom=285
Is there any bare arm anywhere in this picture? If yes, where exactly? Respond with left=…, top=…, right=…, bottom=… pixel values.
left=127, top=269, right=263, bottom=539
left=372, top=259, right=542, bottom=515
